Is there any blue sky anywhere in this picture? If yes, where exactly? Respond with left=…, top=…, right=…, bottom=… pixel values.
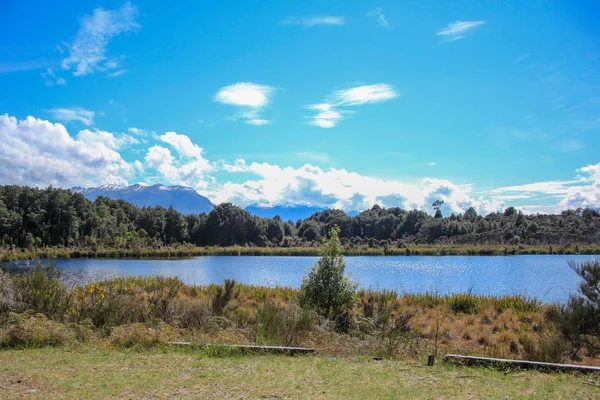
left=1, top=0, right=599, bottom=214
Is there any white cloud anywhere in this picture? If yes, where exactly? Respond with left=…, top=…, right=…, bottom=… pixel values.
left=367, top=8, right=388, bottom=27
left=558, top=163, right=600, bottom=210
left=61, top=2, right=140, bottom=76
left=41, top=68, right=66, bottom=86
left=160, top=131, right=203, bottom=159
left=214, top=82, right=274, bottom=125
left=47, top=107, right=96, bottom=126
left=0, top=114, right=134, bottom=187
left=143, top=131, right=213, bottom=190
left=307, top=104, right=344, bottom=128
left=210, top=160, right=503, bottom=215
left=107, top=69, right=127, bottom=78
left=437, top=20, right=485, bottom=41
left=487, top=163, right=600, bottom=212
left=332, top=84, right=399, bottom=106
left=3, top=113, right=597, bottom=215
left=307, top=84, right=398, bottom=128
left=281, top=16, right=345, bottom=27
left=77, top=128, right=138, bottom=149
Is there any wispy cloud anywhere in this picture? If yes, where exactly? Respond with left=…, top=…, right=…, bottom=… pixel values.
left=367, top=8, right=388, bottom=27
left=307, top=84, right=399, bottom=128
left=437, top=20, right=485, bottom=41
left=214, top=82, right=275, bottom=125
left=281, top=16, right=345, bottom=27
left=0, top=60, right=55, bottom=74
left=107, top=69, right=127, bottom=78
left=46, top=107, right=97, bottom=126
left=41, top=68, right=66, bottom=86
left=61, top=2, right=140, bottom=76
left=294, top=152, right=334, bottom=163
left=332, top=84, right=398, bottom=106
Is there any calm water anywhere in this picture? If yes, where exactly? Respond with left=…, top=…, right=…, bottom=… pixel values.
left=3, top=255, right=595, bottom=303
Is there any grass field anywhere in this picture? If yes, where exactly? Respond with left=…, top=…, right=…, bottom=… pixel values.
left=1, top=346, right=600, bottom=399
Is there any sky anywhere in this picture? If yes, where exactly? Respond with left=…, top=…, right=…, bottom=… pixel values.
left=1, top=0, right=599, bottom=215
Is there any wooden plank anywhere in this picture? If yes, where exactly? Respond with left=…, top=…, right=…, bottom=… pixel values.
left=443, top=354, right=600, bottom=373
left=167, top=342, right=315, bottom=354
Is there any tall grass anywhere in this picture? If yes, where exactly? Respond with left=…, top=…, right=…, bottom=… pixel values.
left=3, top=243, right=600, bottom=262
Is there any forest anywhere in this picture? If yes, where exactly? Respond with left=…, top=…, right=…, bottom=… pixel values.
left=1, top=185, right=599, bottom=250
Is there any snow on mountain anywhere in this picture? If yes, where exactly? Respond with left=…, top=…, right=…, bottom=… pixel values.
left=71, top=183, right=214, bottom=215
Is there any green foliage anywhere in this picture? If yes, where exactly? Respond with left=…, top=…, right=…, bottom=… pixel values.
left=212, top=279, right=236, bottom=315
left=18, top=264, right=71, bottom=321
left=255, top=302, right=315, bottom=346
left=1, top=185, right=600, bottom=250
left=554, top=258, right=600, bottom=357
left=0, top=312, right=83, bottom=348
left=299, top=227, right=357, bottom=331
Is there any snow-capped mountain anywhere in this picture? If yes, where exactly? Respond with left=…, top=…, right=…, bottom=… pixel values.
left=72, top=184, right=214, bottom=215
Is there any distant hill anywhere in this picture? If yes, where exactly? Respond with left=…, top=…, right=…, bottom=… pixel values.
left=71, top=184, right=214, bottom=215
left=245, top=203, right=359, bottom=221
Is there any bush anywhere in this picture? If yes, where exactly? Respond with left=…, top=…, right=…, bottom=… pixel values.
left=553, top=259, right=600, bottom=358
left=109, top=323, right=173, bottom=349
left=299, top=227, right=357, bottom=331
left=212, top=279, right=236, bottom=315
left=0, top=269, right=17, bottom=322
left=448, top=291, right=477, bottom=314
left=255, top=302, right=315, bottom=346
left=18, top=264, right=71, bottom=321
left=0, top=312, right=80, bottom=348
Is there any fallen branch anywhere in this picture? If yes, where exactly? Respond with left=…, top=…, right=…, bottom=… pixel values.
left=167, top=342, right=315, bottom=355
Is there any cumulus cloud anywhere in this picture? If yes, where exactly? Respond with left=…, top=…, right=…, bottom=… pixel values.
left=61, top=2, right=140, bottom=76
left=0, top=114, right=135, bottom=187
left=3, top=112, right=597, bottom=215
left=558, top=163, right=600, bottom=210
left=209, top=160, right=504, bottom=215
left=46, top=107, right=97, bottom=126
left=487, top=163, right=600, bottom=212
left=143, top=131, right=213, bottom=190
left=367, top=8, right=388, bottom=27
left=437, top=20, right=485, bottom=41
left=281, top=16, right=345, bottom=27
left=214, top=82, right=274, bottom=125
left=307, top=84, right=398, bottom=128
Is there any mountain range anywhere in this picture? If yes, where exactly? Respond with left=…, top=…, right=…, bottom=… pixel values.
left=71, top=184, right=215, bottom=215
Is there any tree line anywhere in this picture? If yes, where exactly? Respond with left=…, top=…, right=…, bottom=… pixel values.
left=1, top=185, right=599, bottom=249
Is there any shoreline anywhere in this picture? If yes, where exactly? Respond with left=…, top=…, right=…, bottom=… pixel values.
left=2, top=244, right=600, bottom=262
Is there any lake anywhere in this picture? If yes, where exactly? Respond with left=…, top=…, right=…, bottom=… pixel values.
left=2, top=255, right=595, bottom=303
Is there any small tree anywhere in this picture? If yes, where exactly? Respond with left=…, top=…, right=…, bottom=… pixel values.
left=556, top=259, right=600, bottom=358
left=299, top=226, right=357, bottom=331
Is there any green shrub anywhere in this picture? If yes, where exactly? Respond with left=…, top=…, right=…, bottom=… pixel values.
left=0, top=312, right=79, bottom=348
left=18, top=264, right=71, bottom=321
left=448, top=291, right=477, bottom=314
left=0, top=269, right=17, bottom=322
left=109, top=322, right=172, bottom=349
left=255, top=302, right=315, bottom=346
left=212, top=279, right=236, bottom=315
left=553, top=259, right=600, bottom=358
left=299, top=227, right=357, bottom=331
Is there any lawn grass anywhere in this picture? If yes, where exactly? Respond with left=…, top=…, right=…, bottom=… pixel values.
left=1, top=346, right=599, bottom=399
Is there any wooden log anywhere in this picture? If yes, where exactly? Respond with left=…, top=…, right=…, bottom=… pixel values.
left=167, top=342, right=315, bottom=355
left=443, top=354, right=600, bottom=373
